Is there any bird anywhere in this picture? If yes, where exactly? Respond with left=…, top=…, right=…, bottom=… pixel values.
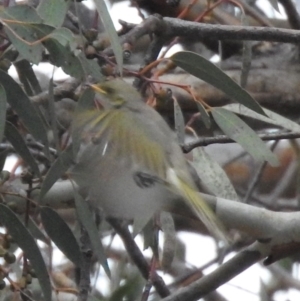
left=70, top=78, right=226, bottom=242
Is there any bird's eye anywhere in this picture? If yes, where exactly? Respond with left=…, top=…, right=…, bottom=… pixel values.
left=104, top=86, right=114, bottom=94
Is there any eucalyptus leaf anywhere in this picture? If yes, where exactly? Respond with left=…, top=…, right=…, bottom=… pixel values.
left=43, top=39, right=84, bottom=79
left=3, top=22, right=54, bottom=64
left=191, top=147, right=239, bottom=201
left=0, top=70, right=48, bottom=144
left=211, top=107, right=279, bottom=166
left=0, top=5, right=42, bottom=23
left=223, top=104, right=300, bottom=133
left=267, top=0, right=280, bottom=12
left=0, top=204, right=52, bottom=301
left=174, top=98, right=185, bottom=144
left=37, top=0, right=71, bottom=27
left=41, top=207, right=82, bottom=266
left=14, top=60, right=42, bottom=95
left=39, top=145, right=73, bottom=202
left=4, top=122, right=40, bottom=176
left=73, top=188, right=111, bottom=277
left=196, top=102, right=211, bottom=128
left=171, top=51, right=266, bottom=116
left=94, top=0, right=123, bottom=74
left=0, top=84, right=6, bottom=143
left=27, top=217, right=49, bottom=244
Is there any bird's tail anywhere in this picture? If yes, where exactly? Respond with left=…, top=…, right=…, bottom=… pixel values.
left=177, top=177, right=228, bottom=244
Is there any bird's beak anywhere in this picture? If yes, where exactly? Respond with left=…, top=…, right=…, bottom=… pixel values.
left=88, top=84, right=107, bottom=95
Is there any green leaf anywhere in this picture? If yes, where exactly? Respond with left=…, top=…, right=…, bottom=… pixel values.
left=196, top=102, right=211, bottom=128
left=77, top=53, right=104, bottom=81
left=72, top=88, right=95, bottom=155
left=14, top=60, right=42, bottom=95
left=191, top=147, right=239, bottom=201
left=160, top=212, right=176, bottom=270
left=0, top=149, right=8, bottom=171
left=37, top=0, right=71, bottom=27
left=223, top=104, right=300, bottom=133
left=49, top=27, right=77, bottom=50
left=40, top=207, right=82, bottom=267
left=171, top=51, right=266, bottom=116
left=0, top=204, right=52, bottom=301
left=73, top=188, right=110, bottom=277
left=94, top=0, right=123, bottom=74
left=4, top=122, right=40, bottom=176
left=43, top=38, right=85, bottom=79
left=39, top=145, right=74, bottom=202
left=174, top=98, right=185, bottom=144
left=27, top=217, right=49, bottom=244
left=0, top=70, right=48, bottom=144
left=211, top=108, right=279, bottom=166
left=0, top=84, right=6, bottom=143
left=267, top=0, right=280, bottom=12
left=0, top=5, right=42, bottom=23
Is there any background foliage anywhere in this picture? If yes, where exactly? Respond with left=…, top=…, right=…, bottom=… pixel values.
left=1, top=0, right=300, bottom=301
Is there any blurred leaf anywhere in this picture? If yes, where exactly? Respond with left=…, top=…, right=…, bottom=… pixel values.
left=78, top=53, right=104, bottom=81
left=268, top=0, right=280, bottom=12
left=44, top=39, right=84, bottom=79
left=94, top=0, right=123, bottom=74
left=48, top=78, right=60, bottom=151
left=160, top=212, right=176, bottom=270
left=223, top=104, right=300, bottom=133
left=41, top=207, right=82, bottom=266
left=27, top=217, right=49, bottom=244
left=196, top=102, right=211, bottom=128
left=109, top=272, right=144, bottom=301
left=37, top=0, right=71, bottom=27
left=39, top=145, right=73, bottom=202
left=72, top=88, right=95, bottom=155
left=171, top=51, right=266, bottom=116
left=3, top=15, right=54, bottom=63
left=4, top=122, right=40, bottom=176
left=73, top=188, right=110, bottom=277
left=240, top=15, right=251, bottom=88
left=211, top=108, right=279, bottom=166
left=0, top=84, right=6, bottom=143
left=14, top=60, right=42, bottom=95
left=44, top=37, right=102, bottom=80
left=174, top=98, right=185, bottom=144
left=191, top=147, right=239, bottom=201
left=0, top=204, right=52, bottom=301
left=0, top=70, right=48, bottom=144
left=0, top=149, right=8, bottom=171
left=49, top=27, right=77, bottom=50
left=0, top=5, right=42, bottom=23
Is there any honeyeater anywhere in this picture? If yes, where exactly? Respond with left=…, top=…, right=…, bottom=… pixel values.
left=70, top=78, right=226, bottom=241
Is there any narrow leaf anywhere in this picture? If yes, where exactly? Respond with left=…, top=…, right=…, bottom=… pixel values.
left=0, top=204, right=52, bottom=301
left=211, top=108, right=279, bottom=166
left=39, top=145, right=73, bottom=202
left=73, top=188, right=110, bottom=277
left=171, top=51, right=266, bottom=116
left=14, top=60, right=42, bottom=95
left=41, top=207, right=82, bottom=267
left=173, top=99, right=185, bottom=144
left=223, top=104, right=300, bottom=133
left=0, top=70, right=48, bottom=144
left=27, top=217, right=49, bottom=244
left=37, top=0, right=71, bottom=27
left=196, top=102, right=211, bottom=128
left=0, top=84, right=6, bottom=143
left=268, top=0, right=280, bottom=12
left=191, top=147, right=239, bottom=201
left=4, top=122, right=40, bottom=176
left=94, top=0, right=123, bottom=74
